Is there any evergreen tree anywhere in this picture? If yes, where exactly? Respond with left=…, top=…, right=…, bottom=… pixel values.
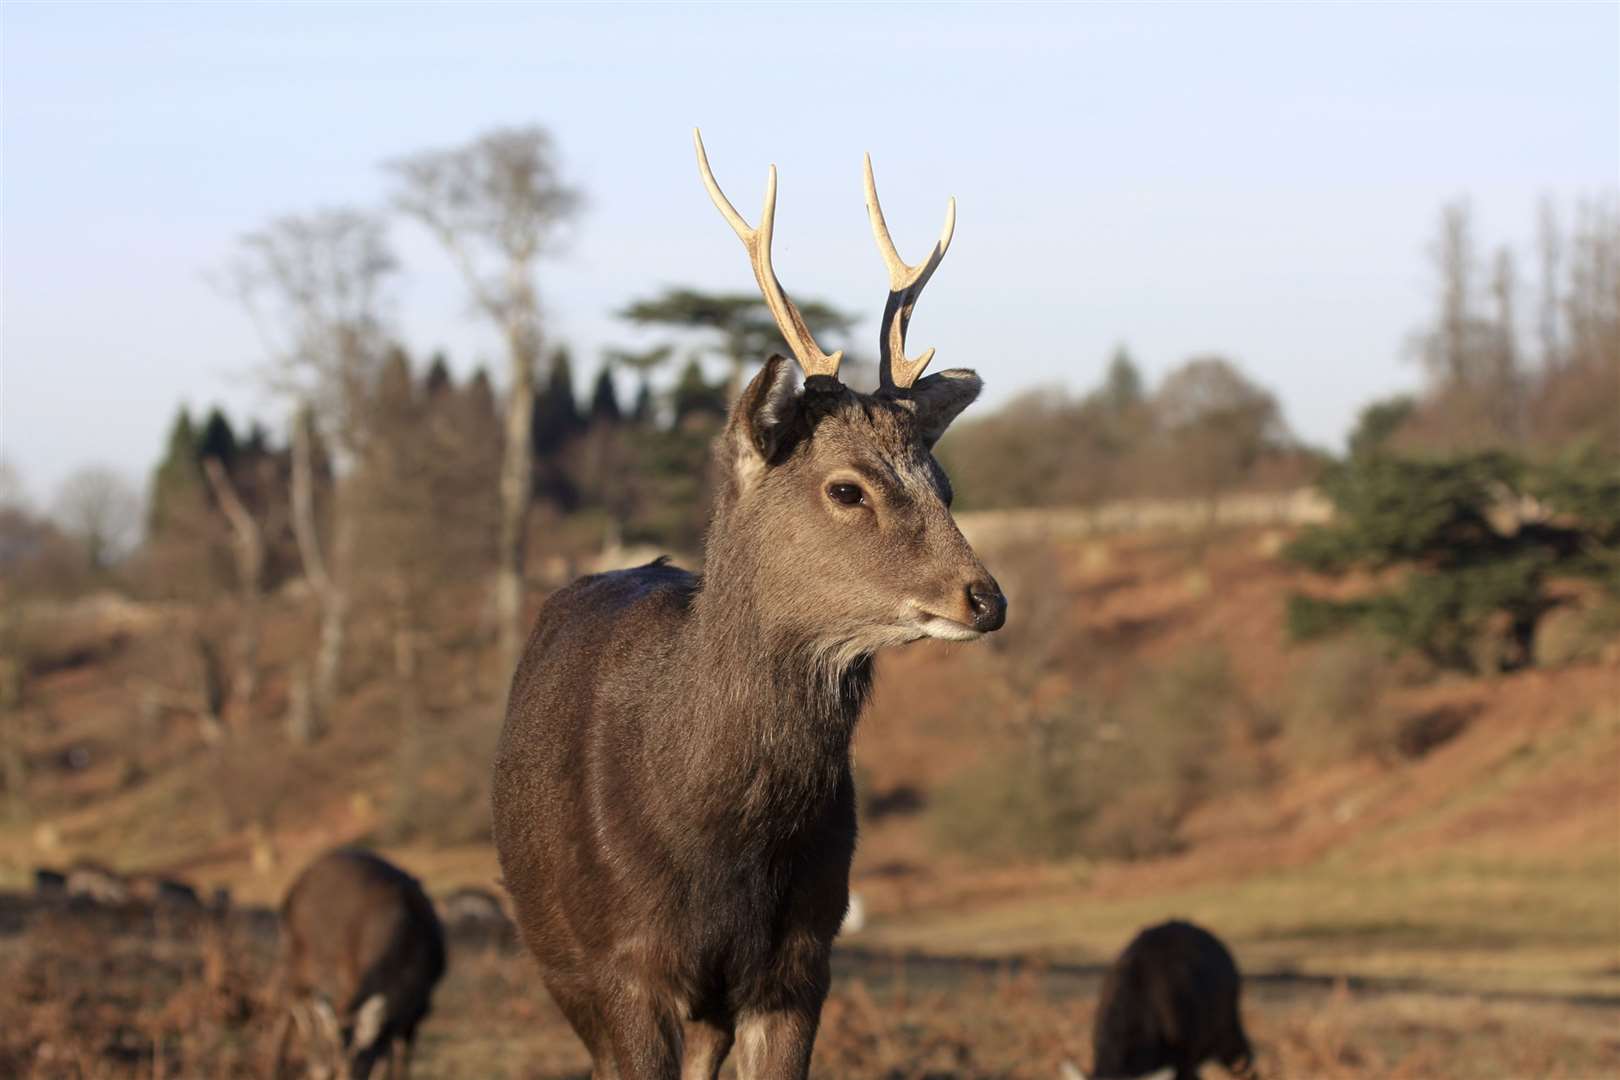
left=590, top=366, right=622, bottom=425
left=375, top=348, right=418, bottom=425
left=671, top=358, right=727, bottom=425
left=242, top=421, right=271, bottom=458
left=602, top=343, right=674, bottom=429
left=621, top=288, right=855, bottom=397
left=632, top=382, right=655, bottom=427
left=1286, top=448, right=1619, bottom=672
left=1347, top=395, right=1417, bottom=458
left=533, top=346, right=583, bottom=456
left=1100, top=345, right=1144, bottom=413
left=148, top=406, right=202, bottom=536
left=423, top=351, right=454, bottom=401
left=196, top=407, right=239, bottom=468
left=462, top=367, right=497, bottom=428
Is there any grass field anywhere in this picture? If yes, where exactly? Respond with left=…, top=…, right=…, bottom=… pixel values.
left=854, top=853, right=1620, bottom=999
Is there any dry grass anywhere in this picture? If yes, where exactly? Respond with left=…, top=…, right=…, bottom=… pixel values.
left=2, top=900, right=1615, bottom=1079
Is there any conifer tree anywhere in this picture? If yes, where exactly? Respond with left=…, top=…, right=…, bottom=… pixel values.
left=148, top=407, right=202, bottom=537
left=196, top=408, right=238, bottom=468
left=423, top=351, right=454, bottom=401
left=589, top=366, right=622, bottom=425
left=533, top=347, right=583, bottom=456
left=671, top=358, right=726, bottom=425
left=1286, top=448, right=1620, bottom=672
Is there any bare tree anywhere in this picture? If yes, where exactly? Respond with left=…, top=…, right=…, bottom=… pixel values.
left=202, top=457, right=266, bottom=719
left=1489, top=247, right=1524, bottom=440
left=1566, top=194, right=1620, bottom=373
left=388, top=127, right=582, bottom=689
left=1153, top=356, right=1289, bottom=541
left=220, top=209, right=397, bottom=730
left=1537, top=196, right=1563, bottom=370
left=51, top=466, right=141, bottom=571
left=347, top=348, right=497, bottom=838
left=1416, top=200, right=1492, bottom=388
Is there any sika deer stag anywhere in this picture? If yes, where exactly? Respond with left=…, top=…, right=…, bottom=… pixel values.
left=492, top=130, right=1005, bottom=1079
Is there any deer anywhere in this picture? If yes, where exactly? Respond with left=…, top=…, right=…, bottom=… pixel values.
left=270, top=849, right=447, bottom=1080
left=64, top=858, right=130, bottom=905
left=1087, top=920, right=1256, bottom=1080
left=438, top=884, right=515, bottom=948
left=491, top=129, right=1005, bottom=1080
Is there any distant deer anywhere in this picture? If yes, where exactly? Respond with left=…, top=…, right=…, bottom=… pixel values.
left=64, top=859, right=129, bottom=904
left=1088, top=920, right=1256, bottom=1080
left=33, top=867, right=67, bottom=898
left=438, top=885, right=514, bottom=948
left=271, top=849, right=447, bottom=1080
left=437, top=885, right=508, bottom=928
left=492, top=129, right=1005, bottom=1079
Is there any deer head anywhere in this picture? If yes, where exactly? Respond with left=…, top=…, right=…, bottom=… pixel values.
left=694, top=130, right=1005, bottom=658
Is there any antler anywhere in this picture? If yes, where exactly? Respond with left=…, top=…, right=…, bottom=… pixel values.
left=863, top=154, right=956, bottom=390
left=693, top=129, right=844, bottom=380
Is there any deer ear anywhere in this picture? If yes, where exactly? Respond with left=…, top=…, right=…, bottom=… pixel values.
left=734, top=354, right=800, bottom=461
left=350, top=993, right=387, bottom=1052
left=724, top=355, right=801, bottom=492
left=909, top=368, right=982, bottom=448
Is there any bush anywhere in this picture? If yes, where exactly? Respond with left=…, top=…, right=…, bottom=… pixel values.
left=927, top=736, right=1097, bottom=862
left=1283, top=637, right=1400, bottom=766
left=929, top=645, right=1266, bottom=863
left=1532, top=598, right=1620, bottom=668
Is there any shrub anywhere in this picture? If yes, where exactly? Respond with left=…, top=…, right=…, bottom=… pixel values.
left=929, top=645, right=1265, bottom=863
left=1282, top=637, right=1400, bottom=766
left=927, top=690, right=1105, bottom=861
left=1532, top=597, right=1620, bottom=668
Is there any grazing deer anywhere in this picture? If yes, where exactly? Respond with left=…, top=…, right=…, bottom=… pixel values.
left=33, top=867, right=67, bottom=898
left=1089, top=920, right=1256, bottom=1080
left=64, top=859, right=129, bottom=904
left=271, top=849, right=447, bottom=1080
left=438, top=885, right=514, bottom=948
left=492, top=129, right=1005, bottom=1080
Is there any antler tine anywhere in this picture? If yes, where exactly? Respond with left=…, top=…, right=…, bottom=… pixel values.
left=693, top=128, right=843, bottom=380
left=863, top=153, right=956, bottom=390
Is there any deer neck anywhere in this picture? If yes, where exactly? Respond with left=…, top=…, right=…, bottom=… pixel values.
left=667, top=549, right=873, bottom=831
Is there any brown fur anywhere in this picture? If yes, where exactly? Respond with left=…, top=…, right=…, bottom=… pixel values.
left=492, top=361, right=1003, bottom=1079
left=273, top=848, right=447, bottom=1080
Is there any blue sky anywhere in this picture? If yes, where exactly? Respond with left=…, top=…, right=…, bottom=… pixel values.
left=4, top=2, right=1616, bottom=503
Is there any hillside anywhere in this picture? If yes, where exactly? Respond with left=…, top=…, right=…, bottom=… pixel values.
left=4, top=524, right=1617, bottom=1001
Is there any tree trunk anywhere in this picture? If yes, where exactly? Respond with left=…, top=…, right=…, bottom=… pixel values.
left=496, top=319, right=536, bottom=695
left=387, top=576, right=423, bottom=840
left=291, top=405, right=349, bottom=729
left=202, top=458, right=265, bottom=724
left=286, top=664, right=316, bottom=746
left=313, top=519, right=351, bottom=717
left=192, top=632, right=228, bottom=746
left=1, top=702, right=28, bottom=826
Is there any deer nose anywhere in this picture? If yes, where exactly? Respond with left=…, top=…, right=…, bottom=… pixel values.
left=966, top=580, right=1007, bottom=633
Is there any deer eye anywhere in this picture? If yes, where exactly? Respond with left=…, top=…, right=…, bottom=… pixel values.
left=827, top=482, right=866, bottom=507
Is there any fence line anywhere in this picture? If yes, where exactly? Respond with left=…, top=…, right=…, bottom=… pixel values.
left=954, top=487, right=1331, bottom=547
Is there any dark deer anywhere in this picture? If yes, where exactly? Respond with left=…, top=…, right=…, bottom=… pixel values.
left=1089, top=920, right=1256, bottom=1080
left=271, top=849, right=447, bottom=1080
left=492, top=129, right=1005, bottom=1080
